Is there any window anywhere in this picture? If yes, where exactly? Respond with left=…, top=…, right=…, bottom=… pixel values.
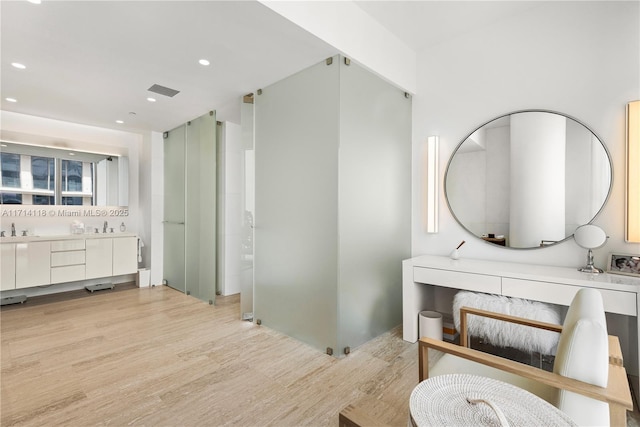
left=33, top=195, right=55, bottom=205
left=62, top=197, right=84, bottom=205
left=1, top=153, right=21, bottom=189
left=62, top=160, right=83, bottom=192
left=32, top=156, right=54, bottom=191
left=1, top=193, right=22, bottom=204
left=0, top=153, right=94, bottom=205
left=61, top=159, right=93, bottom=205
left=31, top=156, right=55, bottom=205
left=1, top=153, right=23, bottom=204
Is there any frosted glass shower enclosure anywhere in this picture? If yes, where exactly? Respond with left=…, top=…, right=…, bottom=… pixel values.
left=163, top=111, right=217, bottom=304
left=254, top=56, right=411, bottom=354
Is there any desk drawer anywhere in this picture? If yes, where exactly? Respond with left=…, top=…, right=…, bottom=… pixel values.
left=414, top=267, right=501, bottom=294
left=502, top=278, right=637, bottom=316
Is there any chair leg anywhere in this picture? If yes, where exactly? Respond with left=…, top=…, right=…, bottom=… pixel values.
left=609, top=402, right=627, bottom=427
left=460, top=310, right=468, bottom=348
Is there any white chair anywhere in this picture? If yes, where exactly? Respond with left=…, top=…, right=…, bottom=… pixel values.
left=418, top=288, right=633, bottom=426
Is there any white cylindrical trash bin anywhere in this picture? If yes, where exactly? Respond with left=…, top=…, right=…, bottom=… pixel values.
left=419, top=311, right=443, bottom=340
left=137, top=268, right=151, bottom=288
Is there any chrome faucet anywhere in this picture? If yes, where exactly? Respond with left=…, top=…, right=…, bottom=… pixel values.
left=11, top=223, right=16, bottom=237
left=103, top=221, right=108, bottom=233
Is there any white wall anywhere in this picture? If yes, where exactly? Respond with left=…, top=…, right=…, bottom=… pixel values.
left=259, top=0, right=416, bottom=94
left=412, top=1, right=640, bottom=267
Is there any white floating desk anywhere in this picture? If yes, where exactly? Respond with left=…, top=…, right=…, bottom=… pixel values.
left=402, top=255, right=640, bottom=387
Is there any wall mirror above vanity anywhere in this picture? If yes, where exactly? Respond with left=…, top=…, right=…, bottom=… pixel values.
left=445, top=110, right=612, bottom=249
left=0, top=137, right=128, bottom=207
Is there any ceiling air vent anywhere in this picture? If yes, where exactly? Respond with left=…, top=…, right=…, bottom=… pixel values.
left=148, top=84, right=180, bottom=98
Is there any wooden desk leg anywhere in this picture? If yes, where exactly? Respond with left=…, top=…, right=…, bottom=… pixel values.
left=419, top=341, right=429, bottom=382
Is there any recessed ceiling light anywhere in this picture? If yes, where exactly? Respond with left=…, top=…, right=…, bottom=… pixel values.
left=199, top=59, right=210, bottom=66
left=5, top=98, right=17, bottom=103
left=27, top=0, right=42, bottom=4
left=11, top=63, right=26, bottom=69
left=147, top=97, right=156, bottom=102
left=1, top=144, right=7, bottom=147
left=116, top=120, right=124, bottom=124
left=68, top=152, right=75, bottom=156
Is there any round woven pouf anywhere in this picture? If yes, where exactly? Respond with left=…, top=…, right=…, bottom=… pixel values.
left=409, top=374, right=576, bottom=427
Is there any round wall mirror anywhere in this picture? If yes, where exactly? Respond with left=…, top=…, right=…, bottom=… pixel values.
left=444, top=110, right=612, bottom=249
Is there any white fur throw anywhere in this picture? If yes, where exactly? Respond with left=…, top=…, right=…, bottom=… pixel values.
left=453, top=291, right=561, bottom=355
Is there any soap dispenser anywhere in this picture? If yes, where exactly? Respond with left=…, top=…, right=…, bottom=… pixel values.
left=120, top=222, right=126, bottom=232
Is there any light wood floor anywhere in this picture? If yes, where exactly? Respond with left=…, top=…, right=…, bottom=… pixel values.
left=1, top=285, right=425, bottom=426
left=1, top=285, right=638, bottom=427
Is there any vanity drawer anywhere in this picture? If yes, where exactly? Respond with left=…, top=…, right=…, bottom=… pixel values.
left=51, top=250, right=86, bottom=267
left=502, top=278, right=637, bottom=316
left=51, top=240, right=85, bottom=252
left=51, top=265, right=85, bottom=284
left=414, top=267, right=501, bottom=294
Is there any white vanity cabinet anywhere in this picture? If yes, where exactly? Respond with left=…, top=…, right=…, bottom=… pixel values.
left=112, top=237, right=137, bottom=276
left=0, top=233, right=138, bottom=291
left=85, top=238, right=113, bottom=279
left=16, top=241, right=51, bottom=288
left=1, top=243, right=16, bottom=290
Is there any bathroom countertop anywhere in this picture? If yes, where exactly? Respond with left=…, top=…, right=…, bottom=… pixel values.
left=0, top=232, right=138, bottom=243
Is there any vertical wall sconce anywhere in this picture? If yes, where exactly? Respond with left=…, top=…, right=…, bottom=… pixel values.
left=425, top=136, right=439, bottom=233
left=627, top=100, right=640, bottom=242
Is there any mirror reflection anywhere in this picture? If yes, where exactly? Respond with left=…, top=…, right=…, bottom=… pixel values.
left=0, top=141, right=128, bottom=206
left=445, top=111, right=611, bottom=249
